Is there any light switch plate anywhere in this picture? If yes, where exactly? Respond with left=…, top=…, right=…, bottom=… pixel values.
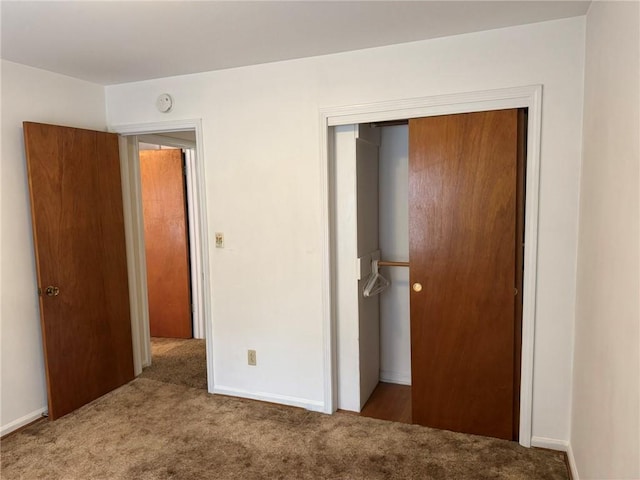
left=215, top=232, right=224, bottom=248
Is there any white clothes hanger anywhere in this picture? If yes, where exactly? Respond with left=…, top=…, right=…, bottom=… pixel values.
left=363, top=260, right=390, bottom=297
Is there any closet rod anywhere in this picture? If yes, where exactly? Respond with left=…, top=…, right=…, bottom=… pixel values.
left=378, top=260, right=410, bottom=267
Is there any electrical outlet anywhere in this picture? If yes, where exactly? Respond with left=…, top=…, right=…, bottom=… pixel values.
left=215, top=232, right=224, bottom=248
left=247, top=349, right=257, bottom=366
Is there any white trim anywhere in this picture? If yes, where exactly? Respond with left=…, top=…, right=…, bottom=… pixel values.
left=320, top=119, right=338, bottom=414
left=566, top=442, right=580, bottom=479
left=137, top=133, right=196, bottom=150
left=319, top=85, right=542, bottom=448
left=531, top=436, right=569, bottom=451
left=379, top=370, right=412, bottom=386
left=115, top=119, right=203, bottom=135
left=325, top=86, right=542, bottom=127
left=110, top=119, right=214, bottom=393
left=213, top=385, right=325, bottom=413
left=530, top=436, right=577, bottom=478
left=519, top=85, right=542, bottom=449
left=119, top=137, right=150, bottom=374
left=1, top=407, right=47, bottom=437
left=184, top=148, right=205, bottom=339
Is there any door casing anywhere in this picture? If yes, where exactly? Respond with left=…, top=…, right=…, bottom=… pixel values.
left=112, top=119, right=214, bottom=393
left=321, top=85, right=542, bottom=447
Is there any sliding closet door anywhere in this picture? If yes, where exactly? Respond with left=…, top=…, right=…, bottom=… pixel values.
left=409, top=109, right=522, bottom=440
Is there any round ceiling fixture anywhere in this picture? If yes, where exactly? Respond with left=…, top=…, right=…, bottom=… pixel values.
left=156, top=93, right=173, bottom=113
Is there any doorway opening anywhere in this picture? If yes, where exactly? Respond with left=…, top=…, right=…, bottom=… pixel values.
left=320, top=85, right=542, bottom=447
left=321, top=86, right=542, bottom=447
left=332, top=109, right=528, bottom=442
left=138, top=133, right=198, bottom=340
left=135, top=132, right=207, bottom=390
left=114, top=119, right=214, bottom=394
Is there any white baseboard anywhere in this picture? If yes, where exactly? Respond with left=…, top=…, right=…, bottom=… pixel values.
left=1, top=407, right=47, bottom=437
left=531, top=436, right=579, bottom=479
left=212, top=385, right=325, bottom=413
left=379, top=370, right=411, bottom=385
left=565, top=442, right=579, bottom=480
left=530, top=436, right=569, bottom=451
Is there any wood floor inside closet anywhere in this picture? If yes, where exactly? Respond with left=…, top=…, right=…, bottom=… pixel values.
left=359, top=382, right=412, bottom=424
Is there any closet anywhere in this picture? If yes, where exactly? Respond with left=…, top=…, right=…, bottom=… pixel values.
left=334, top=109, right=526, bottom=441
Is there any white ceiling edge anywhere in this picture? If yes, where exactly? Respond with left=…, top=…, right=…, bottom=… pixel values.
left=1, top=1, right=590, bottom=85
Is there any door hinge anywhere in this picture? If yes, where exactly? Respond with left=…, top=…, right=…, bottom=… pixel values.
left=514, top=288, right=518, bottom=297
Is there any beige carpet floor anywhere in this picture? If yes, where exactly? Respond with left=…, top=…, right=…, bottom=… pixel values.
left=1, top=340, right=569, bottom=480
left=139, top=337, right=208, bottom=390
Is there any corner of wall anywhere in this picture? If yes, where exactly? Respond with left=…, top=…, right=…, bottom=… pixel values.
left=531, top=437, right=579, bottom=479
left=566, top=7, right=589, bottom=471
left=566, top=442, right=580, bottom=480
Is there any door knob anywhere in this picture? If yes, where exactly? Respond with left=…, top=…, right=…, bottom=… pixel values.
left=412, top=282, right=423, bottom=292
left=44, top=286, right=60, bottom=297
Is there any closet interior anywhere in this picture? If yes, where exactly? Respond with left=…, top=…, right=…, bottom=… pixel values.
left=334, top=121, right=412, bottom=423
left=334, top=109, right=526, bottom=441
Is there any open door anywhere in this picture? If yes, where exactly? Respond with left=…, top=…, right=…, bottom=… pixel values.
left=23, top=122, right=134, bottom=420
left=139, top=149, right=192, bottom=339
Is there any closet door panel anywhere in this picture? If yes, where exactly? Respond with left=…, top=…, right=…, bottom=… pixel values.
left=409, top=109, right=518, bottom=440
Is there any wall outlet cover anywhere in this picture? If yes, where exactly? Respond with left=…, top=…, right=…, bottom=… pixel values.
left=248, top=349, right=256, bottom=366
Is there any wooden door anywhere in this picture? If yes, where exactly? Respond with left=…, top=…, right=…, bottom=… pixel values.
left=23, top=122, right=134, bottom=420
left=409, top=109, right=523, bottom=440
left=140, top=149, right=192, bottom=338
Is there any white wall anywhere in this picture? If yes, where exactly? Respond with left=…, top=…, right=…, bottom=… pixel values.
left=1, top=60, right=107, bottom=434
left=378, top=125, right=410, bottom=385
left=105, top=17, right=585, bottom=443
left=570, top=2, right=640, bottom=478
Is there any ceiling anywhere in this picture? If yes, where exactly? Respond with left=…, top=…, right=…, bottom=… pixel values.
left=1, top=1, right=590, bottom=86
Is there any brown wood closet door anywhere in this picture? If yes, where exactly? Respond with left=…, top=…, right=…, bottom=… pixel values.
left=23, top=122, right=134, bottom=420
left=140, top=149, right=192, bottom=338
left=409, top=109, right=520, bottom=440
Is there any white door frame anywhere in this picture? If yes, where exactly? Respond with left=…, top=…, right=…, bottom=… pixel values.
left=113, top=119, right=214, bottom=394
left=319, top=85, right=542, bottom=447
